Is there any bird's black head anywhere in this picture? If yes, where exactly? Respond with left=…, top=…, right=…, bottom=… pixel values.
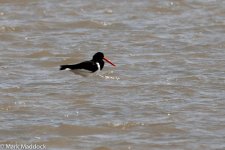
left=92, top=52, right=104, bottom=62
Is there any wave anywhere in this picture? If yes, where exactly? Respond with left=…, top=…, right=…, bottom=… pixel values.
left=54, top=20, right=131, bottom=30
left=26, top=50, right=54, bottom=58
left=103, top=122, right=145, bottom=130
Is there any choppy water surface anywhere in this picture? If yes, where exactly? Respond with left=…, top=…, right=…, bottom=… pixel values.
left=1, top=0, right=225, bottom=149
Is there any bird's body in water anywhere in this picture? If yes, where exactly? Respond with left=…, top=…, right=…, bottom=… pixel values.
left=60, top=52, right=115, bottom=77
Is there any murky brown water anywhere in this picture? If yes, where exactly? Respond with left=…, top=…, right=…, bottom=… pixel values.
left=1, top=0, right=225, bottom=150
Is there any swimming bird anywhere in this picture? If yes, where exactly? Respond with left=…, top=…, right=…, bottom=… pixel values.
left=60, top=52, right=115, bottom=76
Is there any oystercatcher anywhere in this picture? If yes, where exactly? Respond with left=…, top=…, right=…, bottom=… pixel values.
left=60, top=52, right=115, bottom=76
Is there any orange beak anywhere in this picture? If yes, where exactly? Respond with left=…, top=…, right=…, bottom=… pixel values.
left=103, top=57, right=116, bottom=67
